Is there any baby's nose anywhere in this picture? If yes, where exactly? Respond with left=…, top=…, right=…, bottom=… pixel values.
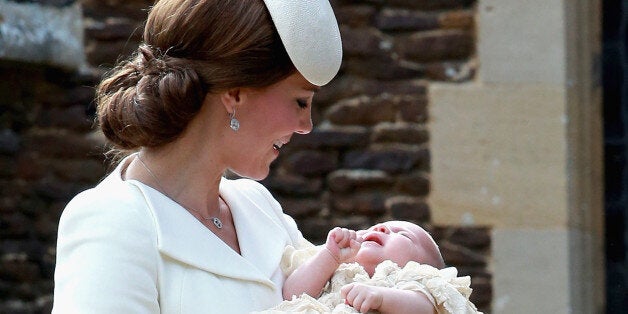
left=373, top=224, right=390, bottom=234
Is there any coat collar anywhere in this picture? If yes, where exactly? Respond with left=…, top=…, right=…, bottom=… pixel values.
left=126, top=177, right=289, bottom=290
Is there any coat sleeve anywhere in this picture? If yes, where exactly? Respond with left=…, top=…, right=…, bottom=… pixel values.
left=52, top=187, right=160, bottom=314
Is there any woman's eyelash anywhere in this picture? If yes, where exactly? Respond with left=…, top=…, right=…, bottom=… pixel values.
left=296, top=99, right=308, bottom=109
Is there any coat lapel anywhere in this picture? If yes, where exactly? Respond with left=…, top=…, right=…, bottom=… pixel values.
left=129, top=180, right=277, bottom=288
left=220, top=178, right=290, bottom=280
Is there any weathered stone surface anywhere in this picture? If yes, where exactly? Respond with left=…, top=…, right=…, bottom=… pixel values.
left=36, top=105, right=93, bottom=131
left=48, top=159, right=107, bottom=183
left=22, top=129, right=104, bottom=159
left=0, top=129, right=20, bottom=155
left=395, top=171, right=431, bottom=196
left=343, top=145, right=430, bottom=173
left=0, top=0, right=85, bottom=70
left=84, top=17, right=141, bottom=41
left=424, top=60, right=476, bottom=82
left=344, top=57, right=425, bottom=80
left=261, top=172, right=323, bottom=197
left=85, top=39, right=139, bottom=67
left=440, top=241, right=487, bottom=267
left=340, top=26, right=392, bottom=58
left=327, top=169, right=394, bottom=193
left=282, top=150, right=338, bottom=177
left=372, top=122, right=429, bottom=144
left=331, top=191, right=387, bottom=215
left=435, top=226, right=491, bottom=249
left=396, top=30, right=474, bottom=62
left=314, top=75, right=428, bottom=105
left=335, top=5, right=376, bottom=27
left=326, top=95, right=398, bottom=126
left=386, top=195, right=430, bottom=222
left=386, top=0, right=475, bottom=10
left=398, top=95, right=428, bottom=123
left=438, top=10, right=475, bottom=29
left=290, top=125, right=370, bottom=149
left=375, top=9, right=439, bottom=32
left=277, top=197, right=325, bottom=218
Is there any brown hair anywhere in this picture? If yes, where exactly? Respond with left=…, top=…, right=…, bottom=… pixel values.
left=96, top=0, right=296, bottom=150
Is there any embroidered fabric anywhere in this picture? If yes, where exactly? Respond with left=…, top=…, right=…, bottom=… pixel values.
left=261, top=246, right=482, bottom=314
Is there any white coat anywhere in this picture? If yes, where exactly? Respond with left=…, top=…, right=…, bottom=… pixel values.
left=52, top=158, right=306, bottom=314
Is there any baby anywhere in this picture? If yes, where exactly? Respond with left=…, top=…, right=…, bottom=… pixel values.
left=263, top=221, right=481, bottom=314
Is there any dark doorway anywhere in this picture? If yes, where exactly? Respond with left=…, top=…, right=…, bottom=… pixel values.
left=604, top=0, right=628, bottom=312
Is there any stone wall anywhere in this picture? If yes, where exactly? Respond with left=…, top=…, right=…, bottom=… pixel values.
left=0, top=0, right=490, bottom=312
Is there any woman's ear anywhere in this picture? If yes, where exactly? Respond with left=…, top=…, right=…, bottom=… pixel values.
left=220, top=88, right=241, bottom=114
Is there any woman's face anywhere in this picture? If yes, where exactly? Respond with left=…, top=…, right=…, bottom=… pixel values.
left=352, top=221, right=429, bottom=276
left=226, top=72, right=316, bottom=180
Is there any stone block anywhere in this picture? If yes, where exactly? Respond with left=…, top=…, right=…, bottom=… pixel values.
left=335, top=5, right=376, bottom=27
left=440, top=241, right=487, bottom=267
left=22, top=129, right=104, bottom=159
left=326, top=95, right=397, bottom=126
left=0, top=129, right=20, bottom=155
left=327, top=169, right=393, bottom=193
left=330, top=191, right=387, bottom=215
left=386, top=0, right=475, bottom=10
left=282, top=150, right=338, bottom=177
left=344, top=57, right=425, bottom=80
left=375, top=8, right=439, bottom=32
left=340, top=26, right=392, bottom=58
left=277, top=197, right=324, bottom=219
left=344, top=145, right=430, bottom=173
left=386, top=195, right=430, bottom=222
left=315, top=75, right=427, bottom=105
left=35, top=105, right=93, bottom=131
left=438, top=10, right=475, bottom=29
left=262, top=172, right=323, bottom=197
left=290, top=125, right=370, bottom=149
left=0, top=0, right=85, bottom=70
left=86, top=38, right=139, bottom=67
left=48, top=158, right=107, bottom=183
left=424, top=60, right=476, bottom=82
left=84, top=17, right=141, bottom=41
left=396, top=29, right=474, bottom=62
left=372, top=122, right=429, bottom=144
left=395, top=171, right=430, bottom=196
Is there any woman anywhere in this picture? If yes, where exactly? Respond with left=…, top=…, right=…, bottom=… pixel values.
left=52, top=0, right=342, bottom=313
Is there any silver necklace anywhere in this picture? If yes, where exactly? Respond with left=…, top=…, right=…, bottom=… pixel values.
left=135, top=154, right=223, bottom=229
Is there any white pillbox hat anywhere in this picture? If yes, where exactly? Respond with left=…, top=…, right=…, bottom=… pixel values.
left=263, top=0, right=343, bottom=86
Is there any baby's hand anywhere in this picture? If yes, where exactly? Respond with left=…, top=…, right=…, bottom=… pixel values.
left=325, top=227, right=361, bottom=264
left=341, top=283, right=384, bottom=313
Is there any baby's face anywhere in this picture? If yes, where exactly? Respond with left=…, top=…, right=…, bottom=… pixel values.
left=352, top=221, right=433, bottom=276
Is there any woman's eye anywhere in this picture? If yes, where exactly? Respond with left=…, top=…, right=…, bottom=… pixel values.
left=296, top=99, right=309, bottom=109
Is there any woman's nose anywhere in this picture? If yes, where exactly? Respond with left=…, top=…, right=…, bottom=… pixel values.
left=295, top=109, right=313, bottom=134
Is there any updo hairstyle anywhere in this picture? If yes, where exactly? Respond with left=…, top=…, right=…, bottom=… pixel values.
left=96, top=0, right=296, bottom=150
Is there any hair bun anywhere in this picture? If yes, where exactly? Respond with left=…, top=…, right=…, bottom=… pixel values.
left=96, top=44, right=207, bottom=150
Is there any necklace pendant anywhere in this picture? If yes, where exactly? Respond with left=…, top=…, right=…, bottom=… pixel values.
left=212, top=217, right=223, bottom=229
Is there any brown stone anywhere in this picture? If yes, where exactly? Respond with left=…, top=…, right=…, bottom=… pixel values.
left=424, top=60, right=477, bottom=82
left=440, top=241, right=487, bottom=267
left=22, top=129, right=104, bottom=159
left=290, top=126, right=370, bottom=149
left=343, top=57, right=425, bottom=81
left=385, top=0, right=474, bottom=10
left=49, top=159, right=107, bottom=183
left=372, top=122, right=429, bottom=144
left=277, top=197, right=325, bottom=218
left=395, top=30, right=474, bottom=62
left=84, top=17, right=141, bottom=41
left=0, top=260, right=40, bottom=282
left=395, top=171, right=431, bottom=196
left=327, top=169, right=394, bottom=193
left=398, top=95, right=428, bottom=123
left=343, top=145, right=430, bottom=173
left=386, top=196, right=430, bottom=222
left=375, top=9, right=439, bottom=32
left=438, top=10, right=475, bottom=29
left=469, top=276, right=493, bottom=309
left=85, top=39, right=140, bottom=67
left=314, top=75, right=428, bottom=105
left=445, top=227, right=491, bottom=249
left=36, top=105, right=93, bottom=131
left=282, top=150, right=338, bottom=177
left=340, top=26, right=393, bottom=58
left=326, top=96, right=394, bottom=126
left=262, top=172, right=323, bottom=197
left=331, top=192, right=387, bottom=215
left=335, top=5, right=377, bottom=27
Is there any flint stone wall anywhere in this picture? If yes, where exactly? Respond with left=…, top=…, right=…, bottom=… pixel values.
left=0, top=0, right=491, bottom=312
